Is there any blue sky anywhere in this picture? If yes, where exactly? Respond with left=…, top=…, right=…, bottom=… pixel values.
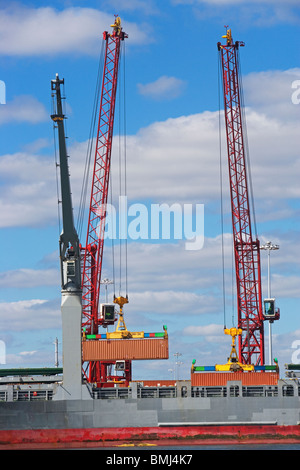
left=0, top=0, right=299, bottom=379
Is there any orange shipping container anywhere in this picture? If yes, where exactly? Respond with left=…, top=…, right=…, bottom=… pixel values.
left=82, top=338, right=169, bottom=361
left=137, top=380, right=177, bottom=387
left=191, top=371, right=279, bottom=387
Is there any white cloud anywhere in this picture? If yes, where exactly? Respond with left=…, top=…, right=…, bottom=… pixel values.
left=115, top=110, right=221, bottom=202
left=0, top=68, right=298, bottom=230
left=127, top=290, right=219, bottom=317
left=5, top=349, right=58, bottom=367
left=121, top=236, right=230, bottom=294
left=117, top=110, right=298, bottom=206
left=0, top=95, right=48, bottom=125
left=243, top=68, right=300, bottom=122
left=137, top=76, right=186, bottom=100
left=22, top=138, right=50, bottom=154
left=0, top=268, right=59, bottom=289
left=0, top=6, right=147, bottom=57
left=172, top=0, right=300, bottom=25
left=0, top=298, right=61, bottom=331
left=19, top=350, right=37, bottom=356
left=0, top=151, right=57, bottom=228
left=183, top=323, right=223, bottom=336
left=271, top=274, right=300, bottom=299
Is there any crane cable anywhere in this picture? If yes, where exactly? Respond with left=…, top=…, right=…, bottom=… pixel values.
left=236, top=48, right=258, bottom=240
left=116, top=39, right=128, bottom=298
left=51, top=94, right=62, bottom=238
left=76, top=38, right=128, bottom=302
left=76, top=40, right=105, bottom=240
left=217, top=50, right=227, bottom=330
left=217, top=46, right=258, bottom=330
left=218, top=49, right=238, bottom=330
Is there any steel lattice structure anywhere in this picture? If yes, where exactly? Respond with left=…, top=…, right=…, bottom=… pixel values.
left=81, top=19, right=127, bottom=382
left=218, top=30, right=265, bottom=366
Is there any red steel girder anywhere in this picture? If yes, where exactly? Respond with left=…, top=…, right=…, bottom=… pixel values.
left=81, top=29, right=127, bottom=334
left=218, top=33, right=265, bottom=366
left=81, top=24, right=127, bottom=383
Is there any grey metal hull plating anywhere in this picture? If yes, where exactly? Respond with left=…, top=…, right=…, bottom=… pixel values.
left=0, top=381, right=300, bottom=430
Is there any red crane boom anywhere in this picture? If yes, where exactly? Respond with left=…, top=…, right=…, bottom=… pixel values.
left=218, top=29, right=265, bottom=366
left=81, top=17, right=127, bottom=382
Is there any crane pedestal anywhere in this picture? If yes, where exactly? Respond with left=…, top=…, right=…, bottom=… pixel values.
left=54, top=291, right=91, bottom=400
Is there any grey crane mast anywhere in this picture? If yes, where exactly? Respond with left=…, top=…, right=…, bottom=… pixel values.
left=51, top=74, right=89, bottom=400
left=51, top=73, right=81, bottom=291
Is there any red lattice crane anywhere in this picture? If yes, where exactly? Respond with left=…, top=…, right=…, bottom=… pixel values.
left=218, top=29, right=265, bottom=366
left=81, top=17, right=127, bottom=382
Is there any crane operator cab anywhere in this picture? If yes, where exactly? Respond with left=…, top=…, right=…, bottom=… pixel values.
left=100, top=303, right=116, bottom=326
left=263, top=298, right=280, bottom=322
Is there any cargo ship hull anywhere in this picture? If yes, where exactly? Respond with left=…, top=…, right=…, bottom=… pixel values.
left=1, top=377, right=300, bottom=447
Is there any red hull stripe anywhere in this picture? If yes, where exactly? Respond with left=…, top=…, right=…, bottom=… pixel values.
left=1, top=425, right=300, bottom=447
